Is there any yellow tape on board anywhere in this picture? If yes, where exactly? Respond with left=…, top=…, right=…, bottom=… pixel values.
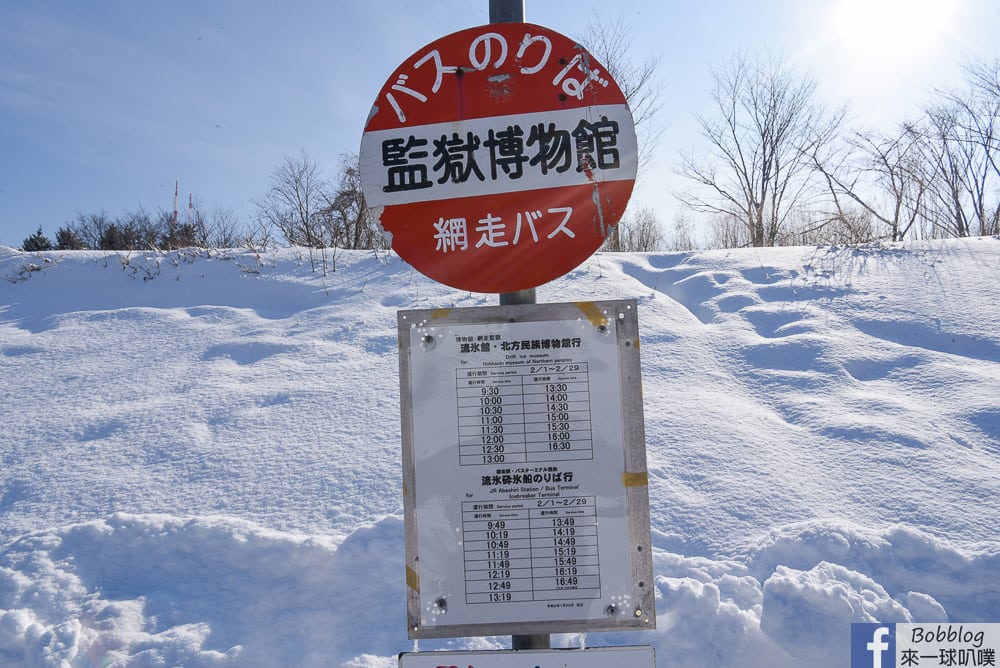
left=574, top=301, right=608, bottom=328
left=622, top=471, right=649, bottom=487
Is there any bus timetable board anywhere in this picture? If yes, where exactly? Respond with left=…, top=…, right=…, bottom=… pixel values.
left=397, top=300, right=654, bottom=638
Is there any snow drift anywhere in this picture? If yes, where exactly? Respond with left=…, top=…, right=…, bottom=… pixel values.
left=1, top=239, right=998, bottom=666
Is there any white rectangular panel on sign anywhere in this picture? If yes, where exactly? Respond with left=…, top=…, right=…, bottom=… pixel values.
left=360, top=105, right=637, bottom=208
left=397, top=301, right=653, bottom=638
left=399, top=646, right=655, bottom=668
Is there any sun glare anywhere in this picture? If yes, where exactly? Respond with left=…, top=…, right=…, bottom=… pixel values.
left=829, top=0, right=957, bottom=65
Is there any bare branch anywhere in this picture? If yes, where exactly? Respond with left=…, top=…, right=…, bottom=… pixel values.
left=579, top=13, right=664, bottom=173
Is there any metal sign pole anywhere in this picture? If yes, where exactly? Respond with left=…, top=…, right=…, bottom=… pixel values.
left=490, top=0, right=548, bottom=652
left=491, top=0, right=536, bottom=315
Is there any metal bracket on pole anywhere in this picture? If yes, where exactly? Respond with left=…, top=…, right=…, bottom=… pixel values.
left=489, top=0, right=525, bottom=24
left=512, top=633, right=551, bottom=651
left=499, top=288, right=536, bottom=306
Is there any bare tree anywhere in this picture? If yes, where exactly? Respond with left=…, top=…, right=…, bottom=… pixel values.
left=666, top=213, right=699, bottom=251
left=96, top=207, right=160, bottom=250
left=952, top=58, right=1000, bottom=236
left=812, top=126, right=930, bottom=242
left=707, top=213, right=748, bottom=249
left=254, top=151, right=330, bottom=248
left=159, top=201, right=208, bottom=249
left=322, top=154, right=389, bottom=250
left=679, top=51, right=845, bottom=247
left=206, top=207, right=245, bottom=248
left=253, top=151, right=335, bottom=272
left=244, top=217, right=276, bottom=251
left=184, top=198, right=212, bottom=247
left=71, top=211, right=114, bottom=249
left=915, top=59, right=1000, bottom=237
left=580, top=13, right=664, bottom=172
left=604, top=206, right=665, bottom=251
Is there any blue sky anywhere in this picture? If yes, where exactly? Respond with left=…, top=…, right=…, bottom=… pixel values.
left=2, top=0, right=998, bottom=247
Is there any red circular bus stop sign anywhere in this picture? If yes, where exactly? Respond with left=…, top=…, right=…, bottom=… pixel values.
left=359, top=22, right=637, bottom=293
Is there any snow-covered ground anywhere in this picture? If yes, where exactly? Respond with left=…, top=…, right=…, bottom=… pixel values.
left=1, top=239, right=998, bottom=667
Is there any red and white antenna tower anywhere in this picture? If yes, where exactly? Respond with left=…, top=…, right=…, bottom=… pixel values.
left=173, top=180, right=179, bottom=230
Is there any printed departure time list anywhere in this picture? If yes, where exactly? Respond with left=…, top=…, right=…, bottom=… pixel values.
left=462, top=497, right=600, bottom=604
left=457, top=363, right=593, bottom=466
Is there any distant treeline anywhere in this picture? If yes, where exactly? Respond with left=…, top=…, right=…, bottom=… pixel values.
left=19, top=48, right=1000, bottom=253
left=20, top=205, right=251, bottom=252
left=19, top=152, right=385, bottom=254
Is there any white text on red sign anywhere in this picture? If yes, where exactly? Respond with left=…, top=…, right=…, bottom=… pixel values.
left=385, top=29, right=611, bottom=124
left=433, top=206, right=574, bottom=254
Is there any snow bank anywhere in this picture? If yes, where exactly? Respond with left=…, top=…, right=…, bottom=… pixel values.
left=3, top=514, right=992, bottom=667
left=0, top=513, right=403, bottom=666
left=1, top=239, right=998, bottom=666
